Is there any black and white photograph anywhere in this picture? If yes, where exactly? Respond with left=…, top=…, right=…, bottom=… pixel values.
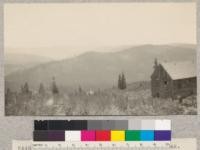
left=4, top=3, right=197, bottom=116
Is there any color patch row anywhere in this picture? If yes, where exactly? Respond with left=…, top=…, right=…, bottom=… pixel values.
left=33, top=130, right=171, bottom=141
left=34, top=120, right=171, bottom=130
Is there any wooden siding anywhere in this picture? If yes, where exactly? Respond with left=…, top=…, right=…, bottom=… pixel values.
left=151, top=64, right=196, bottom=99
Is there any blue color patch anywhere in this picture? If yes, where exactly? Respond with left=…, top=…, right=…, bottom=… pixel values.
left=140, top=130, right=154, bottom=141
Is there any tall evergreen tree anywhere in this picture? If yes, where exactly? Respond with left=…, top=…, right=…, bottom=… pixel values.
left=23, top=82, right=30, bottom=94
left=118, top=74, right=122, bottom=89
left=39, top=83, right=45, bottom=95
left=121, top=73, right=127, bottom=89
left=52, top=77, right=59, bottom=94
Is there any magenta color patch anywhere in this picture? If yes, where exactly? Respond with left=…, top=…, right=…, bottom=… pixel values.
left=81, top=130, right=96, bottom=141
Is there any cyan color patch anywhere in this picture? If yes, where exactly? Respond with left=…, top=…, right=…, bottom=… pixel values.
left=140, top=130, right=154, bottom=141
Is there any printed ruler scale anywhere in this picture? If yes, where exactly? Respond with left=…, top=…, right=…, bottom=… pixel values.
left=12, top=138, right=196, bottom=150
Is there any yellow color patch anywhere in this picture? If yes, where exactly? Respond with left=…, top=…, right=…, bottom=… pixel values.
left=111, top=130, right=125, bottom=141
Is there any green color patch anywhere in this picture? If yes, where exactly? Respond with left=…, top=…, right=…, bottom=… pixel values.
left=125, top=130, right=141, bottom=141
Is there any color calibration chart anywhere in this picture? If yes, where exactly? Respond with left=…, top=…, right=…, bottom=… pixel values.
left=12, top=120, right=197, bottom=150
left=34, top=120, right=171, bottom=142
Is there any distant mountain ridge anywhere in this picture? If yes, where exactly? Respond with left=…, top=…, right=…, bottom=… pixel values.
left=5, top=44, right=196, bottom=91
left=5, top=53, right=53, bottom=75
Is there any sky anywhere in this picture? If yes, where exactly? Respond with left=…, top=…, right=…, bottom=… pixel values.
left=4, top=3, right=196, bottom=59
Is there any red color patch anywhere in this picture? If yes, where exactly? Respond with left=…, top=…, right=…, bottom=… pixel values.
left=95, top=130, right=111, bottom=141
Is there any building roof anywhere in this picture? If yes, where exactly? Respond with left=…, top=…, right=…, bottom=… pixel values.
left=161, top=61, right=196, bottom=80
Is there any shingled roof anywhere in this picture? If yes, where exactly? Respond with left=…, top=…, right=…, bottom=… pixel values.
left=161, top=61, right=196, bottom=80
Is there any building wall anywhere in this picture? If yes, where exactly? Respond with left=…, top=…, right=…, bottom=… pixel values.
left=151, top=65, right=173, bottom=98
left=151, top=65, right=197, bottom=99
left=173, top=77, right=197, bottom=99
left=159, top=65, right=172, bottom=98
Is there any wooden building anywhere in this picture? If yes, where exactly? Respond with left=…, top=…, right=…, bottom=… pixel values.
left=151, top=60, right=196, bottom=99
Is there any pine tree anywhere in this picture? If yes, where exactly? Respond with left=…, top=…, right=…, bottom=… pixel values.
left=23, top=82, right=30, bottom=94
left=52, top=77, right=59, bottom=94
left=121, top=73, right=127, bottom=89
left=118, top=74, right=122, bottom=89
left=39, top=83, right=45, bottom=95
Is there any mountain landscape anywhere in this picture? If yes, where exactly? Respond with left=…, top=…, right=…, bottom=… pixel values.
left=5, top=44, right=197, bottom=116
left=5, top=44, right=196, bottom=92
left=5, top=53, right=53, bottom=75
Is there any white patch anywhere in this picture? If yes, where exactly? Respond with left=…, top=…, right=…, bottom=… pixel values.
left=46, top=98, right=54, bottom=106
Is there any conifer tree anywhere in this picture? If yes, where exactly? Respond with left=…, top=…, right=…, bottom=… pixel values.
left=118, top=74, right=122, bottom=89
left=121, top=73, right=127, bottom=89
left=39, top=83, right=45, bottom=95
left=23, top=82, right=30, bottom=94
left=52, top=77, right=59, bottom=94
